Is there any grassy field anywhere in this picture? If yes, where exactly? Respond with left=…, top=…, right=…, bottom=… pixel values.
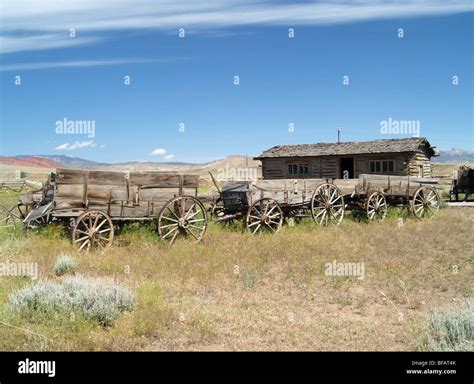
left=0, top=189, right=472, bottom=351
left=0, top=164, right=53, bottom=182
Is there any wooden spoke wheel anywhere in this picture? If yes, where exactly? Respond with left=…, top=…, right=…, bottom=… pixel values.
left=245, top=198, right=283, bottom=235
left=157, top=195, right=208, bottom=245
left=0, top=205, right=16, bottom=238
left=72, top=210, right=114, bottom=252
left=9, top=203, right=29, bottom=222
left=311, top=183, right=345, bottom=226
left=366, top=191, right=388, bottom=221
left=411, top=186, right=440, bottom=219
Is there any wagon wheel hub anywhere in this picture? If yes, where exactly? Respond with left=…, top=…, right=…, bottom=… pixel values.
left=178, top=217, right=190, bottom=228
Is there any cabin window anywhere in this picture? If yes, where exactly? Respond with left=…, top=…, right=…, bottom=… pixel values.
left=369, top=160, right=394, bottom=174
left=288, top=163, right=309, bottom=175
left=418, top=165, right=424, bottom=177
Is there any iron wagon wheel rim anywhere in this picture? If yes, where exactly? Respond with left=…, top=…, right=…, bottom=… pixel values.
left=8, top=203, right=27, bottom=230
left=0, top=204, right=16, bottom=237
left=411, top=186, right=440, bottom=219
left=310, top=183, right=345, bottom=226
left=157, top=195, right=208, bottom=245
left=72, top=210, right=114, bottom=252
left=245, top=198, right=283, bottom=235
left=366, top=191, right=387, bottom=222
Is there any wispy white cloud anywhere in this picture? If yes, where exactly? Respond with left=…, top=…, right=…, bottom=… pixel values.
left=0, top=58, right=184, bottom=71
left=56, top=140, right=96, bottom=151
left=149, top=148, right=175, bottom=160
left=1, top=1, right=472, bottom=54
left=150, top=148, right=167, bottom=156
left=0, top=34, right=102, bottom=54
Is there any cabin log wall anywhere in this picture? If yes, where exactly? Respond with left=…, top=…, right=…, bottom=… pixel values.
left=261, top=151, right=433, bottom=179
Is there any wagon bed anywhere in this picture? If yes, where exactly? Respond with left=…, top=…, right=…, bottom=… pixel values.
left=2, top=168, right=208, bottom=250
left=52, top=168, right=199, bottom=220
left=355, top=174, right=438, bottom=196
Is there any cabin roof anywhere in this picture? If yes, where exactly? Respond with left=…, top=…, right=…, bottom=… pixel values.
left=255, top=137, right=437, bottom=159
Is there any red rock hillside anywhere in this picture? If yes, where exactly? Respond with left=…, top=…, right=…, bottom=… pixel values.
left=0, top=156, right=63, bottom=168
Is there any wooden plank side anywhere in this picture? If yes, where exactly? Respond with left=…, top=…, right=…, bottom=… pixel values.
left=356, top=174, right=438, bottom=195
left=56, top=168, right=87, bottom=184
left=85, top=184, right=126, bottom=201
left=88, top=170, right=127, bottom=185
left=253, top=179, right=327, bottom=191
left=54, top=198, right=85, bottom=210
left=129, top=172, right=181, bottom=187
left=85, top=187, right=196, bottom=205
left=55, top=183, right=86, bottom=198
left=333, top=179, right=358, bottom=196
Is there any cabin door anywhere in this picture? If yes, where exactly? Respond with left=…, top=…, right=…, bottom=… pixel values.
left=340, top=157, right=354, bottom=179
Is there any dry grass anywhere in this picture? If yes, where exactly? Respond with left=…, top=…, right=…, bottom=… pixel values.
left=0, top=190, right=472, bottom=351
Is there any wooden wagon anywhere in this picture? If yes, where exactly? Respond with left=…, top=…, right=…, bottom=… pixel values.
left=1, top=168, right=208, bottom=249
left=211, top=178, right=348, bottom=233
left=348, top=174, right=440, bottom=221
left=450, top=165, right=473, bottom=201
left=210, top=173, right=440, bottom=234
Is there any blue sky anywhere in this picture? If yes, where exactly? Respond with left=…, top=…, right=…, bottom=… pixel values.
left=0, top=0, right=473, bottom=163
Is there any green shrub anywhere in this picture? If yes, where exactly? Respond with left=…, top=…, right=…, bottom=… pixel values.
left=53, top=253, right=76, bottom=276
left=427, top=299, right=473, bottom=351
left=7, top=275, right=136, bottom=326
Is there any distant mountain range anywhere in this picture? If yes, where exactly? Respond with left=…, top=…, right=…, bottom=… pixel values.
left=1, top=147, right=471, bottom=171
left=0, top=155, right=260, bottom=177
left=14, top=155, right=106, bottom=168
left=434, top=148, right=474, bottom=163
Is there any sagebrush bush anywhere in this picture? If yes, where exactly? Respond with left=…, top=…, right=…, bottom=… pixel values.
left=427, top=299, right=473, bottom=351
left=7, top=275, right=136, bottom=326
left=53, top=253, right=77, bottom=276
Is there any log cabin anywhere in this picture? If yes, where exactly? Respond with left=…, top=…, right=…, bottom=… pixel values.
left=254, top=137, right=438, bottom=179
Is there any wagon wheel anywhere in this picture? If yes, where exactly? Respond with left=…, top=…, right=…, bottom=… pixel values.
left=311, top=183, right=345, bottom=226
left=9, top=203, right=29, bottom=222
left=246, top=198, right=283, bottom=235
left=72, top=210, right=114, bottom=252
left=411, top=186, right=440, bottom=219
left=366, top=191, right=387, bottom=221
left=10, top=202, right=48, bottom=229
left=157, top=195, right=208, bottom=245
left=0, top=205, right=16, bottom=238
